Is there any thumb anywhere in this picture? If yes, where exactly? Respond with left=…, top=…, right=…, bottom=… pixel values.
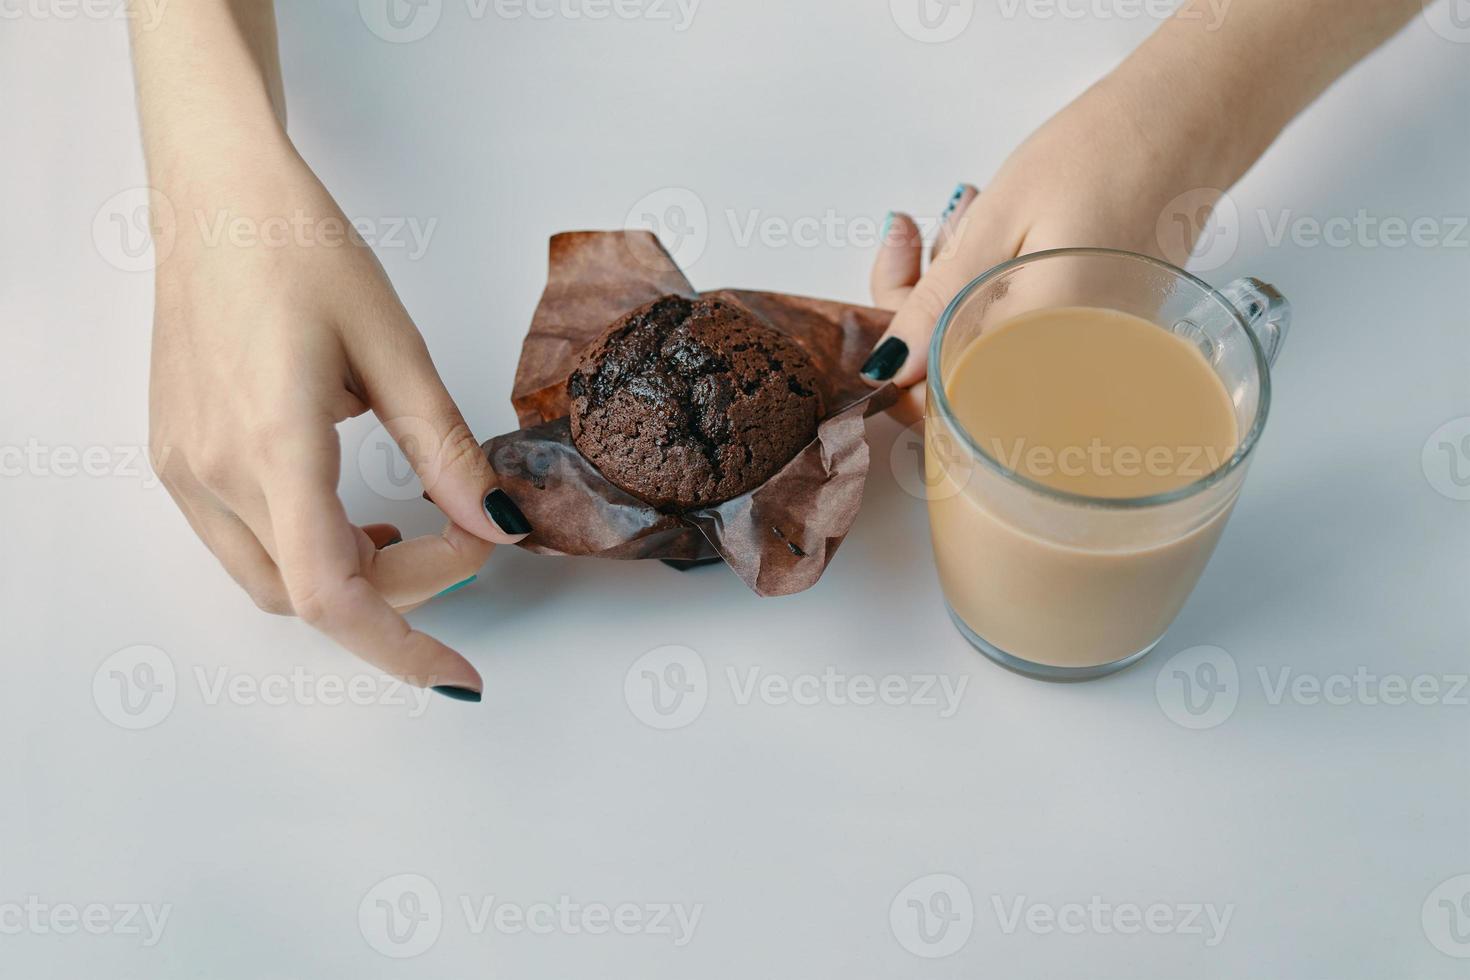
left=356, top=327, right=533, bottom=545
left=861, top=244, right=979, bottom=391
left=860, top=185, right=984, bottom=390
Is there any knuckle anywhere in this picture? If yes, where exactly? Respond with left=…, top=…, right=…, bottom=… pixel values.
left=244, top=417, right=295, bottom=466
left=437, top=420, right=488, bottom=478
left=246, top=581, right=293, bottom=616
left=147, top=426, right=192, bottom=488
left=146, top=435, right=174, bottom=477
left=191, top=449, right=234, bottom=489
left=287, top=578, right=335, bottom=626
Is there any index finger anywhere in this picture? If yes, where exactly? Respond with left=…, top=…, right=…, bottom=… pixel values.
left=260, top=422, right=484, bottom=699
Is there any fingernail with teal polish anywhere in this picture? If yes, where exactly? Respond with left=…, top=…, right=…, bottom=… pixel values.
left=433, top=574, right=477, bottom=599
left=879, top=211, right=894, bottom=242
left=433, top=685, right=482, bottom=703
left=941, top=183, right=965, bottom=219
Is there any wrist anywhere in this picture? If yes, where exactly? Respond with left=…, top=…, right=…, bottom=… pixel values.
left=130, top=0, right=292, bottom=201
left=143, top=103, right=296, bottom=195
left=1103, top=2, right=1322, bottom=193
left=1091, top=54, right=1251, bottom=195
left=151, top=137, right=326, bottom=276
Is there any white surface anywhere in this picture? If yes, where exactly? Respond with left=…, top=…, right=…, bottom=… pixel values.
left=4, top=3, right=1468, bottom=976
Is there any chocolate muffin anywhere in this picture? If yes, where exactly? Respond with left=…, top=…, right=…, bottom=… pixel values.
left=568, top=295, right=824, bottom=511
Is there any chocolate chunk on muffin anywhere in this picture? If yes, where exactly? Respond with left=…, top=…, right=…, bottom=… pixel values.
left=568, top=295, right=824, bottom=511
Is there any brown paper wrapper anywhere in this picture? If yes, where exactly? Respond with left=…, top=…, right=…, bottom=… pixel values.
left=484, top=230, right=895, bottom=597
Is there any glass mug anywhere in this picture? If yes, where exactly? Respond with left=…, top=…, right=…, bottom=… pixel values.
left=923, top=248, right=1290, bottom=680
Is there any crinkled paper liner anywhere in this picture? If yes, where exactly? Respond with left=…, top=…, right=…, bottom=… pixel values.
left=482, top=230, right=895, bottom=597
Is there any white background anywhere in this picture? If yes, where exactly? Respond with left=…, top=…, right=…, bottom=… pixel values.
left=3, top=0, right=1468, bottom=975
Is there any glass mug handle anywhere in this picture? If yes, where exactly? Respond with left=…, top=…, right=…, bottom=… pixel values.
left=1218, top=277, right=1291, bottom=367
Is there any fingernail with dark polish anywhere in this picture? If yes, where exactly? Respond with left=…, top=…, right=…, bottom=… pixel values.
left=433, top=574, right=476, bottom=599
left=941, top=182, right=966, bottom=220
left=433, top=685, right=482, bottom=703
left=383, top=536, right=403, bottom=548
left=484, top=488, right=533, bottom=535
left=861, top=337, right=909, bottom=381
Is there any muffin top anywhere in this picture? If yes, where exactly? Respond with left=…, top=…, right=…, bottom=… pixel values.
left=568, top=295, right=824, bottom=511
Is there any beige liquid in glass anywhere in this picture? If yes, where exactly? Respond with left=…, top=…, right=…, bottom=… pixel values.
left=926, top=305, right=1240, bottom=668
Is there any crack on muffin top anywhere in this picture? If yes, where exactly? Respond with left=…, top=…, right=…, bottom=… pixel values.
left=568, top=295, right=824, bottom=511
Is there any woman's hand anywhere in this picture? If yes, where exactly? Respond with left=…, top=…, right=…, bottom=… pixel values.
left=863, top=71, right=1228, bottom=422
left=862, top=0, right=1421, bottom=422
left=149, top=149, right=531, bottom=699
left=130, top=1, right=539, bottom=700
